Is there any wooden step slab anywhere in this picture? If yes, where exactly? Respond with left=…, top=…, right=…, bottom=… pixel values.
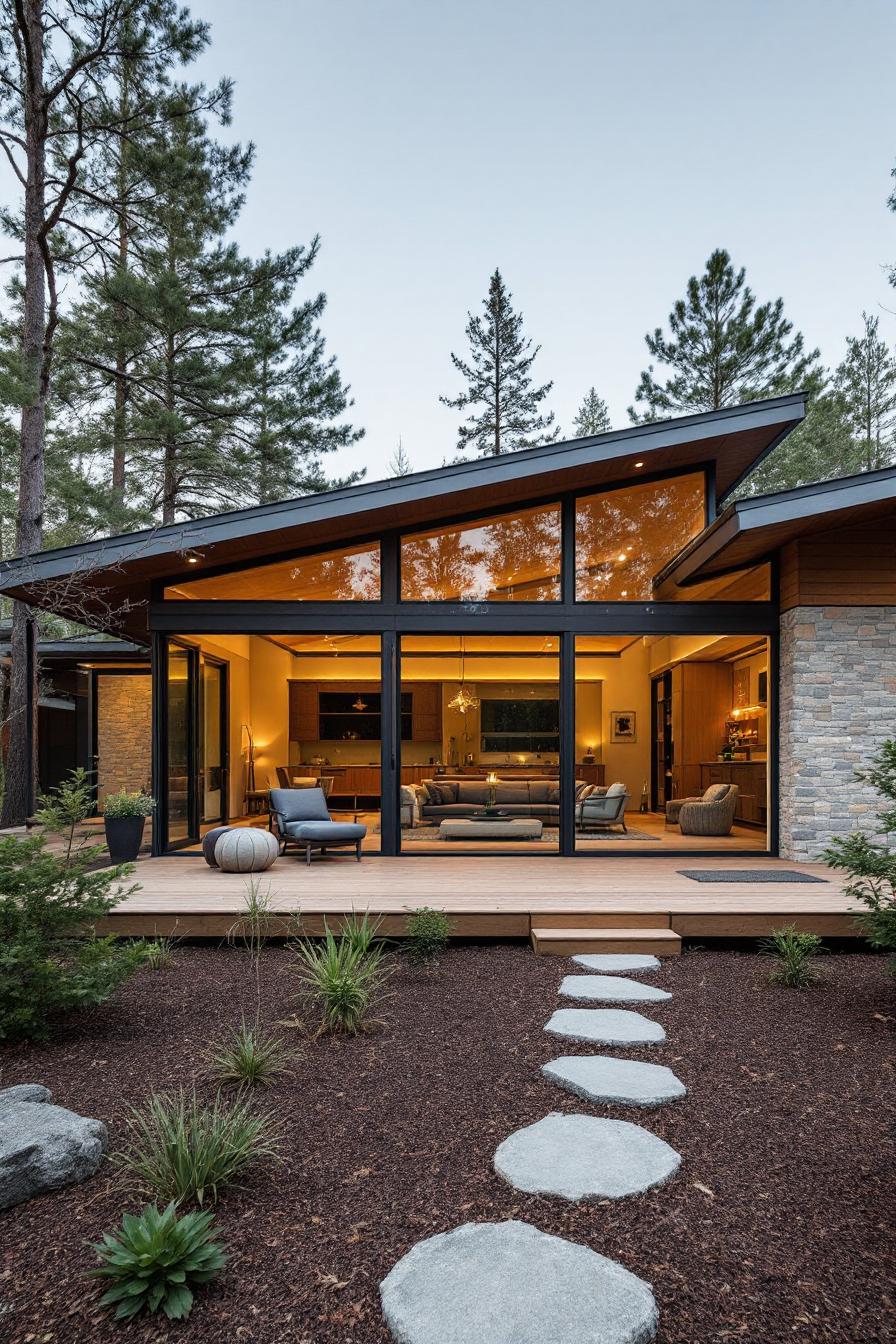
left=531, top=926, right=682, bottom=957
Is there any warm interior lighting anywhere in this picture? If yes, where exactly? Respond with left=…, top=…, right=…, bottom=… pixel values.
left=730, top=704, right=766, bottom=719
left=186, top=556, right=199, bottom=564
left=617, top=553, right=627, bottom=563
left=634, top=460, right=644, bottom=467
left=447, top=639, right=480, bottom=714
left=352, top=696, right=368, bottom=712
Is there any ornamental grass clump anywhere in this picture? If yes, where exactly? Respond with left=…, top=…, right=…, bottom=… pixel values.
left=114, top=1088, right=281, bottom=1205
left=759, top=925, right=824, bottom=988
left=293, top=922, right=392, bottom=1034
left=92, top=1202, right=227, bottom=1321
left=208, top=1018, right=295, bottom=1087
left=140, top=935, right=179, bottom=971
left=404, top=906, right=453, bottom=963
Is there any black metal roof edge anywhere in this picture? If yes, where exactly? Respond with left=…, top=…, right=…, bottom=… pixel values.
left=655, top=463, right=896, bottom=588
left=0, top=638, right=148, bottom=658
left=0, top=394, right=806, bottom=586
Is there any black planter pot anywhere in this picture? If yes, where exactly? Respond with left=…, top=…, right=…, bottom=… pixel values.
left=104, top=814, right=146, bottom=863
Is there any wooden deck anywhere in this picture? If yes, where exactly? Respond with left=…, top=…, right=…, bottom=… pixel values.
left=99, top=854, right=862, bottom=941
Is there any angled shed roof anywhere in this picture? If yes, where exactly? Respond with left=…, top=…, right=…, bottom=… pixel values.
left=654, top=465, right=896, bottom=595
left=0, top=395, right=805, bottom=636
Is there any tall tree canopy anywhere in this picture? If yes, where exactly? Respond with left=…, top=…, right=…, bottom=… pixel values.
left=834, top=312, right=896, bottom=472
left=572, top=386, right=611, bottom=437
left=629, top=248, right=821, bottom=422
left=441, top=269, right=556, bottom=456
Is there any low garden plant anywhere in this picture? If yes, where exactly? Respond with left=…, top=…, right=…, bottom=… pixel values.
left=293, top=921, right=392, bottom=1034
left=141, top=935, right=179, bottom=971
left=823, top=738, right=896, bottom=970
left=404, top=906, right=453, bottom=963
left=759, top=925, right=824, bottom=988
left=91, top=1201, right=227, bottom=1321
left=114, top=1087, right=281, bottom=1205
left=0, top=770, right=142, bottom=1041
left=102, top=789, right=156, bottom=819
left=208, top=1018, right=295, bottom=1087
left=338, top=909, right=382, bottom=958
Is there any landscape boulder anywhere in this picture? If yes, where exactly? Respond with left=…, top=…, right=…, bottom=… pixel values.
left=0, top=1084, right=107, bottom=1210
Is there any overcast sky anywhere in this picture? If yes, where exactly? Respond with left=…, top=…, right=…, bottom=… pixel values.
left=193, top=0, right=896, bottom=478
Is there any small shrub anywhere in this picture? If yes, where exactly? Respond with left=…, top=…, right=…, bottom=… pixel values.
left=91, top=1201, right=226, bottom=1321
left=823, top=738, right=896, bottom=965
left=208, top=1019, right=294, bottom=1087
left=0, top=772, right=141, bottom=1041
left=760, top=925, right=824, bottom=988
left=293, top=923, right=392, bottom=1034
left=114, top=1088, right=281, bottom=1205
left=404, top=906, right=453, bottom=963
left=103, top=789, right=156, bottom=820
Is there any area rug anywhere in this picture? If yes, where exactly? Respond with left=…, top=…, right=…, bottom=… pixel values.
left=677, top=869, right=829, bottom=883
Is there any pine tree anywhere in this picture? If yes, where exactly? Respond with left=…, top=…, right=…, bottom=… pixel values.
left=739, top=388, right=855, bottom=496
left=629, top=248, right=821, bottom=422
left=572, top=387, right=611, bottom=437
left=389, top=437, right=411, bottom=476
left=834, top=313, right=896, bottom=472
left=230, top=246, right=364, bottom=504
left=440, top=269, right=556, bottom=455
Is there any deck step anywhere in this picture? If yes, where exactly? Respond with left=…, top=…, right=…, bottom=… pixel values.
left=531, top=926, right=682, bottom=957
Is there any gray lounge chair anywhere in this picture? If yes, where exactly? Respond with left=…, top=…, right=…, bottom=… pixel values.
left=269, top=787, right=366, bottom=864
left=576, top=781, right=629, bottom=833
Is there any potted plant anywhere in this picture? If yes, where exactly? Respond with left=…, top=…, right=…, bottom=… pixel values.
left=103, top=790, right=155, bottom=862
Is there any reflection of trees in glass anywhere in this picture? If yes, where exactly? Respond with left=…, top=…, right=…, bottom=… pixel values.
left=288, top=547, right=380, bottom=599
left=402, top=507, right=560, bottom=601
left=576, top=478, right=704, bottom=600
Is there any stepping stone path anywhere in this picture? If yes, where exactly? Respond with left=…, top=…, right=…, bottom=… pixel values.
left=559, top=974, right=672, bottom=1004
left=543, top=1055, right=686, bottom=1107
left=380, top=1219, right=658, bottom=1344
left=494, top=1113, right=681, bottom=1200
left=572, top=953, right=660, bottom=972
left=381, top=962, right=680, bottom=1344
left=545, top=1008, right=666, bottom=1046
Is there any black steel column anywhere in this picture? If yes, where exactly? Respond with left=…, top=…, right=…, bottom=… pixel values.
left=380, top=629, right=399, bottom=855
left=559, top=630, right=576, bottom=856
left=150, top=633, right=165, bottom=855
left=768, top=630, right=780, bottom=857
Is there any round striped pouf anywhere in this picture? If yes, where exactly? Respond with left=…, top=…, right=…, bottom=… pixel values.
left=214, top=827, right=279, bottom=873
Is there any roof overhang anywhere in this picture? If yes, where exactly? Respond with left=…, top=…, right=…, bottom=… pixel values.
left=654, top=465, right=896, bottom=595
left=0, top=395, right=805, bottom=637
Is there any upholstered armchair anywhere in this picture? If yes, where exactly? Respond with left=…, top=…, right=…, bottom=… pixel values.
left=576, top=781, right=629, bottom=833
left=269, top=787, right=366, bottom=864
left=674, top=783, right=740, bottom=836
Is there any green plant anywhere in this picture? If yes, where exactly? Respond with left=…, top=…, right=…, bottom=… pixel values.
left=140, top=936, right=179, bottom=971
left=0, top=772, right=141, bottom=1041
left=208, top=1018, right=294, bottom=1087
left=823, top=739, right=896, bottom=964
left=759, top=925, right=824, bottom=988
left=293, top=922, right=392, bottom=1034
left=91, top=1201, right=227, bottom=1321
left=404, top=906, right=453, bottom=963
left=103, top=789, right=156, bottom=820
left=338, top=910, right=382, bottom=957
left=114, top=1088, right=281, bottom=1205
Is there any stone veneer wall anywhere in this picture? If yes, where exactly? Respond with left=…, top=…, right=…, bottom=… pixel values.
left=96, top=674, right=152, bottom=808
left=779, top=606, right=896, bottom=861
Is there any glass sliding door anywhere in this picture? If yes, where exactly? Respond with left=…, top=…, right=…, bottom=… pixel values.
left=200, top=658, right=226, bottom=824
left=165, top=643, right=198, bottom=848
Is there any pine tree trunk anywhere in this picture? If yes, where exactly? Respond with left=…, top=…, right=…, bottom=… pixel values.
left=2, top=0, right=46, bottom=827
left=111, top=57, right=130, bottom=504
left=162, top=332, right=176, bottom=523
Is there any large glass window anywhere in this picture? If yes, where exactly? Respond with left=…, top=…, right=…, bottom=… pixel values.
left=576, top=474, right=706, bottom=600
left=401, top=503, right=561, bottom=601
left=166, top=644, right=194, bottom=844
left=164, top=542, right=381, bottom=601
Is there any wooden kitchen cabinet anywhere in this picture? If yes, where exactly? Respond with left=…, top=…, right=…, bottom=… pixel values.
left=288, top=682, right=318, bottom=740
left=405, top=682, right=441, bottom=741
left=671, top=662, right=732, bottom=799
left=699, top=761, right=768, bottom=827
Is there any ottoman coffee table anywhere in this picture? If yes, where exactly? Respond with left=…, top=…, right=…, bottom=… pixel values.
left=439, top=817, right=544, bottom=841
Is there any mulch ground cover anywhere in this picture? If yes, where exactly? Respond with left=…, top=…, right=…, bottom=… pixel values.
left=1, top=942, right=894, bottom=1343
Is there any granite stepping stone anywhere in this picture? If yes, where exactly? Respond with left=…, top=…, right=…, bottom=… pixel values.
left=543, top=1055, right=686, bottom=1107
left=545, top=1008, right=666, bottom=1046
left=572, top=953, right=660, bottom=973
left=559, top=975, right=671, bottom=1004
left=380, top=1218, right=658, bottom=1343
left=494, top=1114, right=681, bottom=1201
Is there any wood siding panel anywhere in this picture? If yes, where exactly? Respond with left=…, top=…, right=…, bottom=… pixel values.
left=779, top=521, right=896, bottom=610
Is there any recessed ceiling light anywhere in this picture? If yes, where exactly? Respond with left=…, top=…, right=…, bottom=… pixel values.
left=634, top=460, right=644, bottom=468
left=186, top=556, right=199, bottom=564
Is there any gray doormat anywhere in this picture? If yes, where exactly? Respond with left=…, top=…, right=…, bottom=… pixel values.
left=678, top=869, right=829, bottom=884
